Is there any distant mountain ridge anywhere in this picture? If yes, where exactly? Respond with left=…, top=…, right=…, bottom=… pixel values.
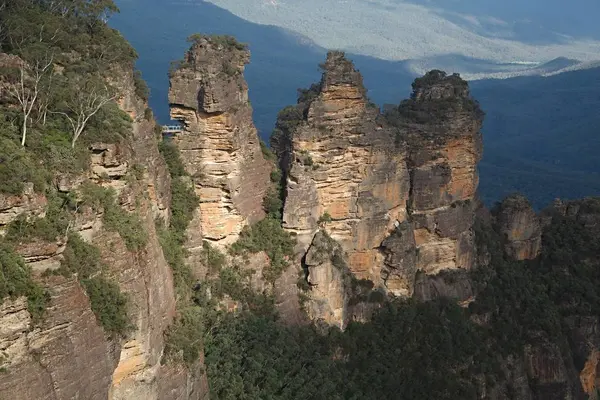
left=112, top=0, right=600, bottom=209
left=203, top=0, right=600, bottom=78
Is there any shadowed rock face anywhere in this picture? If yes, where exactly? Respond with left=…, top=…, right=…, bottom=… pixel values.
left=401, top=70, right=484, bottom=275
left=169, top=36, right=271, bottom=249
left=496, top=194, right=542, bottom=260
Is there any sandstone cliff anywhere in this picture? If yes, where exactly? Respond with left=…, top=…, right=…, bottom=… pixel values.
left=273, top=52, right=411, bottom=297
left=0, top=61, right=208, bottom=400
left=168, top=35, right=271, bottom=255
left=399, top=70, right=484, bottom=275
left=273, top=54, right=483, bottom=327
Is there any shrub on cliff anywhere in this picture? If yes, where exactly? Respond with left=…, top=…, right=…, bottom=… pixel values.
left=0, top=244, right=48, bottom=321
left=61, top=234, right=132, bottom=338
left=187, top=33, right=248, bottom=51
left=82, top=276, right=131, bottom=338
left=80, top=183, right=148, bottom=251
left=230, top=217, right=296, bottom=282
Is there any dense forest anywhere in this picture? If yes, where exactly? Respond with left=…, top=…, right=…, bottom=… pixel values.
left=1, top=2, right=600, bottom=399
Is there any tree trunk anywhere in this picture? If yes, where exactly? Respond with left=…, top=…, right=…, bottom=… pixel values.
left=20, top=119, right=27, bottom=146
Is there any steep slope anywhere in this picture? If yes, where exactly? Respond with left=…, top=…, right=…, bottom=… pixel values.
left=0, top=2, right=208, bottom=398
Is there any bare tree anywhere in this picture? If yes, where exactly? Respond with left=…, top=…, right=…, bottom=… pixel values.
left=5, top=55, right=53, bottom=146
left=51, top=77, right=118, bottom=148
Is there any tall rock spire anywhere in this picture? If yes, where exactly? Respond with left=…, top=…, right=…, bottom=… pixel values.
left=168, top=35, right=271, bottom=250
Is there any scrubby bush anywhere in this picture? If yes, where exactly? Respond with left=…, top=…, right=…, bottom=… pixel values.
left=230, top=217, right=296, bottom=282
left=163, top=306, right=205, bottom=365
left=133, top=70, right=149, bottom=102
left=82, top=276, right=131, bottom=338
left=4, top=193, right=71, bottom=243
left=0, top=244, right=48, bottom=321
left=61, top=234, right=132, bottom=337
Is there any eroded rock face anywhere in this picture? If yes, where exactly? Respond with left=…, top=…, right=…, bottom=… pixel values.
left=304, top=231, right=350, bottom=329
left=273, top=55, right=484, bottom=327
left=0, top=279, right=117, bottom=400
left=0, top=183, right=47, bottom=235
left=169, top=36, right=271, bottom=249
left=496, top=194, right=542, bottom=260
left=0, top=65, right=207, bottom=400
left=380, top=221, right=417, bottom=297
left=400, top=70, right=484, bottom=275
left=276, top=51, right=411, bottom=291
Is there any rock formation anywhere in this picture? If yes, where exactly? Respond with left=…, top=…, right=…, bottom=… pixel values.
left=273, top=54, right=483, bottom=326
left=273, top=51, right=411, bottom=294
left=399, top=70, right=484, bottom=275
left=496, top=193, right=542, bottom=260
left=168, top=35, right=271, bottom=251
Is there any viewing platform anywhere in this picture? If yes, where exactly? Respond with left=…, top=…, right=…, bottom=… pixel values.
left=162, top=125, right=184, bottom=134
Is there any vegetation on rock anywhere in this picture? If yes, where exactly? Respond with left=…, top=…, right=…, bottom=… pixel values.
left=60, top=234, right=132, bottom=338
left=0, top=244, right=48, bottom=321
left=230, top=217, right=296, bottom=283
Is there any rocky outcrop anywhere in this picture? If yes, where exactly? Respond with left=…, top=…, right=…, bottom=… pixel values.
left=400, top=70, right=484, bottom=275
left=0, top=183, right=47, bottom=235
left=496, top=194, right=542, bottom=260
left=169, top=35, right=271, bottom=249
left=303, top=231, right=350, bottom=329
left=272, top=55, right=484, bottom=327
left=275, top=51, right=411, bottom=295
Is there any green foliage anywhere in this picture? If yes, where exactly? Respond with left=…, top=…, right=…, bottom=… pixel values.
left=80, top=183, right=147, bottom=251
left=187, top=34, right=248, bottom=51
left=4, top=193, right=71, bottom=243
left=157, top=140, right=204, bottom=363
left=259, top=140, right=276, bottom=161
left=0, top=136, right=49, bottom=194
left=103, top=200, right=148, bottom=252
left=163, top=306, right=205, bottom=365
left=159, top=140, right=187, bottom=178
left=170, top=179, right=199, bottom=236
left=299, top=150, right=313, bottom=166
left=204, top=312, right=342, bottom=400
left=230, top=217, right=296, bottom=282
left=318, top=211, right=332, bottom=224
left=61, top=233, right=131, bottom=337
left=156, top=222, right=193, bottom=300
left=262, top=187, right=283, bottom=219
left=156, top=139, right=198, bottom=299
left=82, top=276, right=131, bottom=338
left=470, top=205, right=600, bottom=356
left=263, top=168, right=284, bottom=219
left=61, top=234, right=103, bottom=279
left=201, top=242, right=226, bottom=274
left=133, top=70, right=150, bottom=102
left=0, top=244, right=49, bottom=321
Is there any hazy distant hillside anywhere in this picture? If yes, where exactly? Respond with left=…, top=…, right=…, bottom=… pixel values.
left=204, top=0, right=600, bottom=76
left=472, top=68, right=600, bottom=208
left=112, top=0, right=600, bottom=209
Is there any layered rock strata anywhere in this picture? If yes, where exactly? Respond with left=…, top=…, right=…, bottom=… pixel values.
left=169, top=36, right=271, bottom=250
left=274, top=54, right=484, bottom=326
left=0, top=63, right=208, bottom=399
left=400, top=70, right=484, bottom=275
left=274, top=51, right=411, bottom=294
